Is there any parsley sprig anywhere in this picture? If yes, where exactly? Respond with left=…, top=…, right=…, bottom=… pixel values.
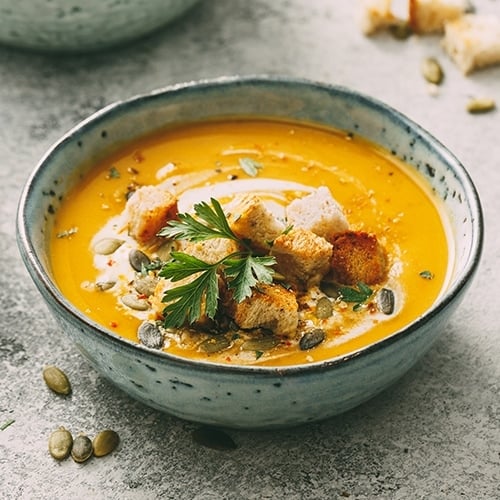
left=338, top=282, right=373, bottom=311
left=158, top=198, right=275, bottom=328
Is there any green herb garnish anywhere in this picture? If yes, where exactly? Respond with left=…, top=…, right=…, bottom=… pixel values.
left=338, top=282, right=373, bottom=311
left=239, top=157, right=262, bottom=177
left=158, top=198, right=275, bottom=327
left=419, top=270, right=434, bottom=280
left=107, top=166, right=120, bottom=179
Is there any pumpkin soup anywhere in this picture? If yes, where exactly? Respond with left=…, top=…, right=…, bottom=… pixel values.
left=50, top=119, right=451, bottom=366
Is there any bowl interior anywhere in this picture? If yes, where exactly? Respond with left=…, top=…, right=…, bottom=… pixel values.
left=17, top=77, right=483, bottom=361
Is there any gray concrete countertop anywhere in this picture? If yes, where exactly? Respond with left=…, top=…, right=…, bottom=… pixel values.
left=1, top=1, right=499, bottom=498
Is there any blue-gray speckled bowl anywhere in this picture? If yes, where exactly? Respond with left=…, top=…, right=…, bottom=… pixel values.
left=17, top=77, right=483, bottom=429
left=0, top=0, right=200, bottom=53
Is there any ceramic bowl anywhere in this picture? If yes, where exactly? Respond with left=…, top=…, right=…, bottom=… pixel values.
left=0, top=0, right=200, bottom=53
left=17, top=77, right=483, bottom=429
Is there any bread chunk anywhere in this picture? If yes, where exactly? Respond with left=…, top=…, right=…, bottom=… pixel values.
left=227, top=283, right=299, bottom=337
left=177, top=238, right=241, bottom=265
left=329, top=231, right=388, bottom=286
left=360, top=0, right=400, bottom=35
left=225, top=194, right=285, bottom=252
left=126, top=186, right=178, bottom=245
left=271, top=228, right=333, bottom=289
left=285, top=186, right=349, bottom=240
left=442, top=14, right=500, bottom=74
left=409, top=0, right=467, bottom=34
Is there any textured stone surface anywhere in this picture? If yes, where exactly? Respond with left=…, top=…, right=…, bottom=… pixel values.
left=0, top=1, right=499, bottom=498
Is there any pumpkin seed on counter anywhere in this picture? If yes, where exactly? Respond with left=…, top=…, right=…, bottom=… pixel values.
left=48, top=427, right=73, bottom=460
left=421, top=57, right=444, bottom=85
left=93, top=430, right=120, bottom=457
left=42, top=365, right=72, bottom=396
left=71, top=433, right=93, bottom=463
left=466, top=98, right=496, bottom=114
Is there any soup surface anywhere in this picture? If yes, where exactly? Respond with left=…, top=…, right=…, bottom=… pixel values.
left=50, top=119, right=450, bottom=366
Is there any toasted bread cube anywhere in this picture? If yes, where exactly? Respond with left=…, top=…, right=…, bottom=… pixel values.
left=360, top=0, right=400, bottom=35
left=226, top=194, right=285, bottom=252
left=409, top=0, right=467, bottom=34
left=330, top=231, right=388, bottom=286
left=285, top=187, right=349, bottom=241
left=177, top=238, right=241, bottom=265
left=126, top=186, right=178, bottom=245
left=442, top=14, right=500, bottom=74
left=228, top=283, right=298, bottom=337
left=271, top=228, right=333, bottom=289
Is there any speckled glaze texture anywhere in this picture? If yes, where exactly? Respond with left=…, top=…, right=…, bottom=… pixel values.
left=0, top=0, right=200, bottom=52
left=17, top=77, right=483, bottom=429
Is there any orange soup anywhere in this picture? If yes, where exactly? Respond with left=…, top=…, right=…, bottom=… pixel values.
left=50, top=119, right=451, bottom=366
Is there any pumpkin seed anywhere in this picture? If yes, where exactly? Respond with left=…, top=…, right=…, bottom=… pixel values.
left=95, top=280, right=116, bottom=291
left=315, top=296, right=333, bottom=319
left=241, top=336, right=279, bottom=351
left=138, top=321, right=164, bottom=349
left=129, top=249, right=151, bottom=272
left=121, top=293, right=150, bottom=311
left=320, top=281, right=340, bottom=299
left=377, top=288, right=395, bottom=315
left=421, top=57, right=444, bottom=85
left=299, top=329, right=326, bottom=351
left=134, top=275, right=158, bottom=296
left=466, top=98, right=496, bottom=114
left=199, top=336, right=231, bottom=353
left=48, top=427, right=73, bottom=460
left=93, top=238, right=124, bottom=255
left=71, top=433, right=93, bottom=463
left=389, top=21, right=412, bottom=40
left=192, top=426, right=237, bottom=451
left=42, top=365, right=72, bottom=395
left=93, top=429, right=120, bottom=457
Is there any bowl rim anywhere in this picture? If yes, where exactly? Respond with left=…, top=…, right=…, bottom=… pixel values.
left=16, top=75, right=484, bottom=375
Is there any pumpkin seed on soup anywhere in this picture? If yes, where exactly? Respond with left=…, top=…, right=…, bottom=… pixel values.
left=42, top=365, right=72, bottom=395
left=92, top=238, right=124, bottom=255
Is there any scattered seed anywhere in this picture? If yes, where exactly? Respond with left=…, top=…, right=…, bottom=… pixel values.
left=299, top=329, right=326, bottom=351
left=421, top=57, right=444, bottom=85
left=377, top=288, right=395, bottom=315
left=95, top=280, right=116, bottom=291
left=121, top=293, right=150, bottom=311
left=466, top=98, right=496, bottom=114
left=48, top=427, right=73, bottom=460
left=199, top=336, right=231, bottom=353
left=92, top=238, right=124, bottom=255
left=93, top=429, right=120, bottom=457
left=42, top=365, right=72, bottom=395
left=134, top=275, right=158, bottom=296
left=389, top=21, right=412, bottom=40
left=192, top=426, right=237, bottom=451
left=129, top=249, right=151, bottom=272
left=71, top=433, right=93, bottom=463
left=315, top=296, right=333, bottom=319
left=138, top=321, right=164, bottom=349
left=241, top=336, right=279, bottom=351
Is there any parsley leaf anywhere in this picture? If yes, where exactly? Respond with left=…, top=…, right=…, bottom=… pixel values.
left=338, top=282, right=373, bottom=310
left=158, top=199, right=276, bottom=328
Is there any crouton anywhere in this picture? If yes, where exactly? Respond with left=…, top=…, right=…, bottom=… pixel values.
left=177, top=238, right=241, bottom=265
left=360, top=0, right=400, bottom=35
left=126, top=185, right=178, bottom=245
left=285, top=187, right=349, bottom=241
left=271, top=228, right=333, bottom=289
left=226, top=283, right=299, bottom=337
left=225, top=194, right=285, bottom=253
left=409, top=0, right=467, bottom=34
left=329, top=231, right=388, bottom=286
left=442, top=14, right=500, bottom=74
